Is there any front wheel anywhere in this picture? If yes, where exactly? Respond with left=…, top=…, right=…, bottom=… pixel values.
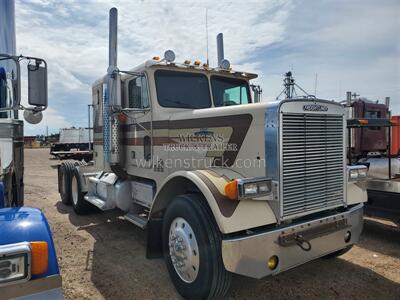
left=162, top=194, right=231, bottom=300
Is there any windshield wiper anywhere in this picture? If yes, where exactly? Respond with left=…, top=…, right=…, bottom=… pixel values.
left=163, top=99, right=198, bottom=109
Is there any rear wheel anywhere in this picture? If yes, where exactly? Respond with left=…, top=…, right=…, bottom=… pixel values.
left=162, top=194, right=231, bottom=300
left=59, top=161, right=87, bottom=205
left=70, top=167, right=92, bottom=214
left=58, top=162, right=75, bottom=205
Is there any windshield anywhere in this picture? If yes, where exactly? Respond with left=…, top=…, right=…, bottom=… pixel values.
left=155, top=70, right=211, bottom=109
left=211, top=75, right=251, bottom=107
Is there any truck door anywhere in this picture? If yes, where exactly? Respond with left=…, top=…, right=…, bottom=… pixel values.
left=123, top=75, right=154, bottom=172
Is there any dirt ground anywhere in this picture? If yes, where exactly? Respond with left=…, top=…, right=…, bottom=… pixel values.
left=24, top=148, right=400, bottom=300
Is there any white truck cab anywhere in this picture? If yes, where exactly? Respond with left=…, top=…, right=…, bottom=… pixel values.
left=58, top=8, right=367, bottom=300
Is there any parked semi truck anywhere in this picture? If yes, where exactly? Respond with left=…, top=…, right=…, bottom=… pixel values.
left=0, top=1, right=62, bottom=298
left=58, top=8, right=367, bottom=299
left=345, top=93, right=400, bottom=223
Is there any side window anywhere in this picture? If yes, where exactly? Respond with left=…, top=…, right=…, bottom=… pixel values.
left=211, top=75, right=250, bottom=107
left=128, top=76, right=149, bottom=109
left=223, top=86, right=248, bottom=105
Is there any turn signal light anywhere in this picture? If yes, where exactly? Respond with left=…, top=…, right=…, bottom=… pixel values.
left=358, top=119, right=368, bottom=124
left=31, top=242, right=48, bottom=275
left=224, top=180, right=238, bottom=201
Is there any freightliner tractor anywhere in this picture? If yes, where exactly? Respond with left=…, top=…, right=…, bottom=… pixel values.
left=58, top=8, right=367, bottom=299
left=0, top=1, right=62, bottom=298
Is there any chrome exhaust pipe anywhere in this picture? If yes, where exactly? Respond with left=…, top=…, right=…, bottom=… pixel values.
left=217, top=33, right=224, bottom=67
left=105, top=7, right=121, bottom=167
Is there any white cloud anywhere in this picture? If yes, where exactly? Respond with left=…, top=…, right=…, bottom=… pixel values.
left=15, top=0, right=291, bottom=134
left=13, top=0, right=400, bottom=135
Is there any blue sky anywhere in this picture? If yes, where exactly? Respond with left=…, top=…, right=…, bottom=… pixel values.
left=15, top=0, right=400, bottom=135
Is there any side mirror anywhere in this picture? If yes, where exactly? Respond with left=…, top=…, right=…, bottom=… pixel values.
left=28, top=60, right=47, bottom=108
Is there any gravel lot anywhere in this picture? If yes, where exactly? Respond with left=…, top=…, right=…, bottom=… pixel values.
left=24, top=148, right=400, bottom=300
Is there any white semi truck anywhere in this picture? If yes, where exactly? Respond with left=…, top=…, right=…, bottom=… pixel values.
left=58, top=8, right=367, bottom=299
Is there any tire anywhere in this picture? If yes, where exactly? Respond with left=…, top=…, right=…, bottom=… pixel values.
left=323, top=245, right=353, bottom=259
left=59, top=162, right=75, bottom=205
left=70, top=167, right=92, bottom=214
left=162, top=194, right=231, bottom=300
left=59, top=161, right=87, bottom=205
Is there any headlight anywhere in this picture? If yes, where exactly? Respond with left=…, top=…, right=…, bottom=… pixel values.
left=0, top=242, right=31, bottom=287
left=243, top=183, right=258, bottom=195
left=347, top=165, right=368, bottom=182
left=358, top=168, right=368, bottom=178
left=238, top=177, right=273, bottom=199
left=349, top=169, right=359, bottom=180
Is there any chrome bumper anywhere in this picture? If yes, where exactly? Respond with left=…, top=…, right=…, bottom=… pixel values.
left=222, top=204, right=364, bottom=279
left=3, top=275, right=63, bottom=300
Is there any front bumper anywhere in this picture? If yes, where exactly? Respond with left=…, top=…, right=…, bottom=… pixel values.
left=2, top=275, right=63, bottom=300
left=222, top=203, right=364, bottom=279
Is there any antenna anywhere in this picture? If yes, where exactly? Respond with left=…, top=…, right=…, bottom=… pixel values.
left=206, top=8, right=209, bottom=66
left=314, top=73, right=318, bottom=97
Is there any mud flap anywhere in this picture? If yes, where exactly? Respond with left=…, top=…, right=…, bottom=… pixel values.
left=146, top=218, right=163, bottom=259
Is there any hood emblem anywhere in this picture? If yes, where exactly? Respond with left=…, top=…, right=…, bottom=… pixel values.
left=303, top=104, right=328, bottom=112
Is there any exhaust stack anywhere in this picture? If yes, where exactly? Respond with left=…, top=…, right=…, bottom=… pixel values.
left=217, top=33, right=224, bottom=67
left=385, top=97, right=390, bottom=109
left=104, top=7, right=122, bottom=170
left=108, top=7, right=118, bottom=74
left=346, top=91, right=352, bottom=107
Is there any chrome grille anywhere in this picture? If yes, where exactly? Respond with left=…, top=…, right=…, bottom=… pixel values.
left=281, top=113, right=344, bottom=218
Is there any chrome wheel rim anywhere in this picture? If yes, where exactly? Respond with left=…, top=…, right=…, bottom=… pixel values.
left=169, top=217, right=200, bottom=283
left=71, top=176, right=78, bottom=205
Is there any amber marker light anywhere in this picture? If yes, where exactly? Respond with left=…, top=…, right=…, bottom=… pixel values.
left=224, top=180, right=238, bottom=201
left=31, top=242, right=49, bottom=275
left=152, top=56, right=160, bottom=60
left=194, top=60, right=201, bottom=66
left=358, top=119, right=368, bottom=124
left=184, top=59, right=191, bottom=65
